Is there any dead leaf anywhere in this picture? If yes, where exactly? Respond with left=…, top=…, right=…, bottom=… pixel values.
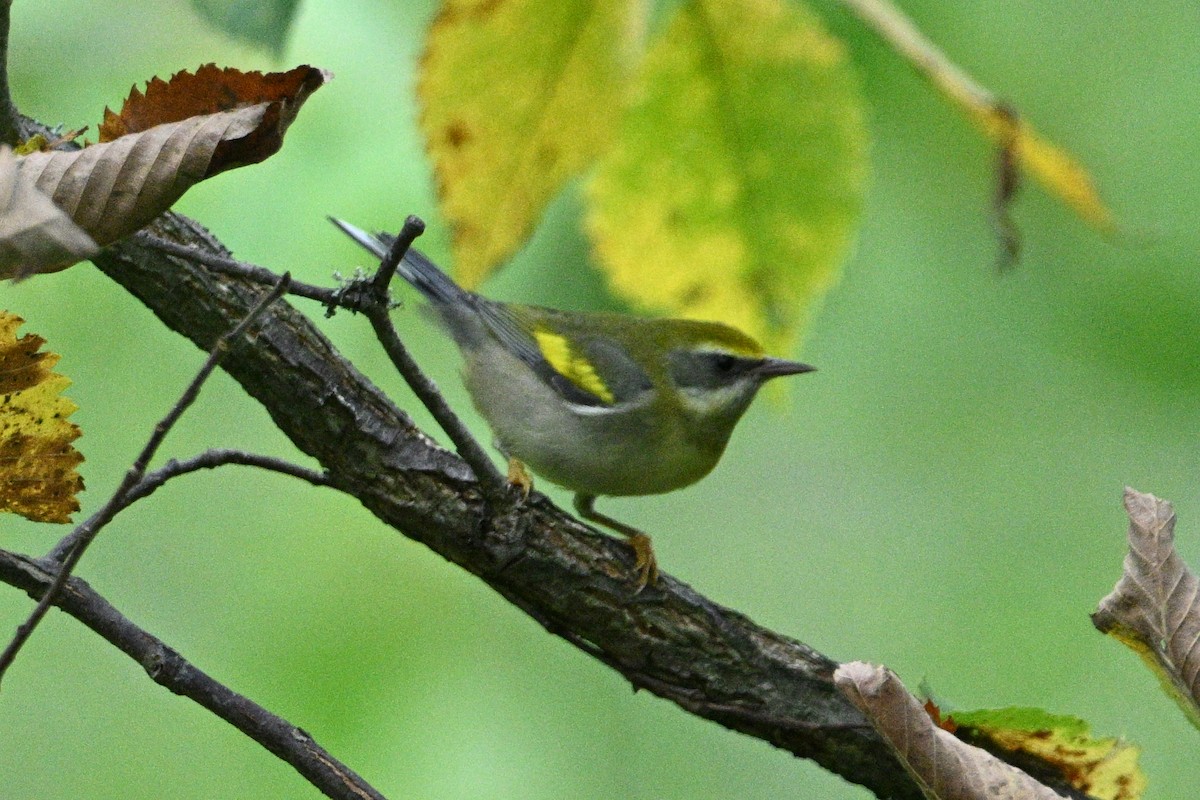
left=835, top=662, right=1064, bottom=799
left=98, top=63, right=327, bottom=172
left=8, top=64, right=328, bottom=278
left=1093, top=488, right=1200, bottom=731
left=0, top=312, right=84, bottom=523
left=0, top=147, right=99, bottom=280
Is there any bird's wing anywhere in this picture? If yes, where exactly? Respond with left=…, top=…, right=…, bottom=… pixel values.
left=475, top=302, right=651, bottom=408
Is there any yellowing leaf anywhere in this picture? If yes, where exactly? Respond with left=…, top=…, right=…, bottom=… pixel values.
left=0, top=147, right=99, bottom=280
left=974, top=106, right=1113, bottom=232
left=0, top=312, right=84, bottom=523
left=835, top=662, right=1066, bottom=799
left=951, top=707, right=1145, bottom=800
left=1093, top=488, right=1200, bottom=732
left=420, top=0, right=638, bottom=288
left=587, top=0, right=867, bottom=352
left=10, top=64, right=327, bottom=272
left=839, top=0, right=1111, bottom=232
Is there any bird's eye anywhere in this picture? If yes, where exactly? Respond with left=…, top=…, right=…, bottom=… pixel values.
left=710, top=353, right=738, bottom=373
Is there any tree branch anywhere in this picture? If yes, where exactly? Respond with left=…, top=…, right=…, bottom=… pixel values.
left=0, top=209, right=1079, bottom=799
left=82, top=213, right=913, bottom=797
left=48, top=449, right=332, bottom=562
left=0, top=548, right=387, bottom=800
left=0, top=0, right=20, bottom=147
left=0, top=275, right=290, bottom=685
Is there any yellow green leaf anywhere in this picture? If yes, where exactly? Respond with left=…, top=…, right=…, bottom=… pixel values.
left=586, top=0, right=867, bottom=352
left=0, top=312, right=84, bottom=523
left=839, top=0, right=1112, bottom=232
left=951, top=707, right=1145, bottom=800
left=420, top=0, right=638, bottom=288
left=975, top=105, right=1114, bottom=232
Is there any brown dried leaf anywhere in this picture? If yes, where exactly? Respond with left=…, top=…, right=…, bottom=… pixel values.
left=10, top=65, right=328, bottom=267
left=834, top=662, right=1064, bottom=800
left=0, top=147, right=98, bottom=279
left=0, top=312, right=84, bottom=523
left=99, top=63, right=328, bottom=173
left=1092, top=488, right=1200, bottom=731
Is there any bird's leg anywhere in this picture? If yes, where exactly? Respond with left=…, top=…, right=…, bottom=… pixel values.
left=573, top=493, right=658, bottom=592
left=506, top=457, right=533, bottom=500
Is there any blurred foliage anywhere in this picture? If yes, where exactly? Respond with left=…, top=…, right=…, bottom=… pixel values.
left=587, top=0, right=866, bottom=353
left=419, top=0, right=634, bottom=290
left=2, top=1, right=1200, bottom=799
left=190, top=0, right=300, bottom=56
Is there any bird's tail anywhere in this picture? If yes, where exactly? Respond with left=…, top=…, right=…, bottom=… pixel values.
left=328, top=216, right=466, bottom=306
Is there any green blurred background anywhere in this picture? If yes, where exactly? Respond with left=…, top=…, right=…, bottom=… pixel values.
left=3, top=1, right=1198, bottom=797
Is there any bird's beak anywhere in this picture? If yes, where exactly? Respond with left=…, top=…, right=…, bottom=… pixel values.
left=754, top=357, right=816, bottom=379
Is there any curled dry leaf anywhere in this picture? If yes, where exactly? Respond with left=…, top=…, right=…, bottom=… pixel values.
left=1092, top=488, right=1200, bottom=731
left=8, top=64, right=328, bottom=278
left=0, top=147, right=98, bottom=280
left=834, top=662, right=1064, bottom=800
left=0, top=312, right=84, bottom=523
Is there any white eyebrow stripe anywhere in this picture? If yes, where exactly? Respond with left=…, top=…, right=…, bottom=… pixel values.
left=692, top=345, right=759, bottom=359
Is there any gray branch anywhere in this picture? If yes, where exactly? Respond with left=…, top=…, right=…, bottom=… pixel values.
left=0, top=548, right=386, bottom=800
left=0, top=210, right=1080, bottom=799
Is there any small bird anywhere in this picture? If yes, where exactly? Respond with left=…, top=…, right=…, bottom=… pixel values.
left=331, top=218, right=814, bottom=590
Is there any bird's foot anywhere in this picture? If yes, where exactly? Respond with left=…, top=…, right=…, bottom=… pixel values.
left=627, top=532, right=659, bottom=593
left=506, top=457, right=533, bottom=501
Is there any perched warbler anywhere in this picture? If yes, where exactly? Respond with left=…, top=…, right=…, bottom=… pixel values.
left=331, top=218, right=814, bottom=590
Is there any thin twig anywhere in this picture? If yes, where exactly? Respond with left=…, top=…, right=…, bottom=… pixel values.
left=836, top=0, right=995, bottom=109
left=365, top=304, right=510, bottom=505
left=49, top=449, right=332, bottom=562
left=139, top=221, right=508, bottom=501
left=372, top=214, right=424, bottom=293
left=0, top=548, right=388, bottom=800
left=136, top=232, right=338, bottom=305
left=356, top=217, right=510, bottom=505
left=838, top=0, right=1037, bottom=267
left=991, top=102, right=1022, bottom=270
left=0, top=275, right=292, bottom=686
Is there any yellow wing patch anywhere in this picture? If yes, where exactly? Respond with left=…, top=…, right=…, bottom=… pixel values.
left=533, top=328, right=615, bottom=405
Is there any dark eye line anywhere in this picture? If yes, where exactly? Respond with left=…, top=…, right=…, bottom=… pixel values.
left=712, top=353, right=738, bottom=372
left=695, top=350, right=750, bottom=375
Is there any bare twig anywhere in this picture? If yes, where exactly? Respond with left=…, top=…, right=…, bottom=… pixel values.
left=0, top=548, right=387, bottom=800
left=137, top=232, right=338, bottom=306
left=992, top=102, right=1022, bottom=270
left=49, top=449, right=332, bottom=562
left=0, top=275, right=291, bottom=686
left=365, top=305, right=510, bottom=504
left=372, top=214, right=424, bottom=293
left=354, top=216, right=510, bottom=505
left=141, top=219, right=509, bottom=502
left=836, top=0, right=996, bottom=109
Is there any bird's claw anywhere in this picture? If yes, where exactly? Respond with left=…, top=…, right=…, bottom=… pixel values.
left=627, top=532, right=659, bottom=593
left=506, top=457, right=533, bottom=501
